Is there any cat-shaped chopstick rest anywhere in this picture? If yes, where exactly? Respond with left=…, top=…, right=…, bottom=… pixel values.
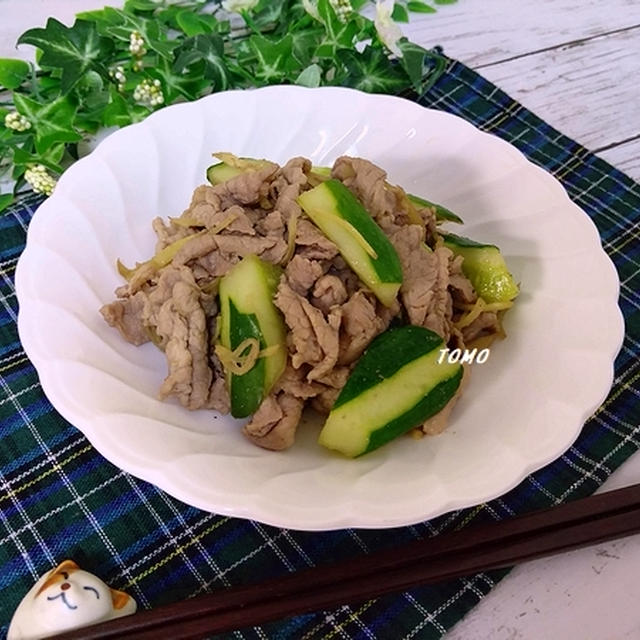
left=8, top=559, right=137, bottom=640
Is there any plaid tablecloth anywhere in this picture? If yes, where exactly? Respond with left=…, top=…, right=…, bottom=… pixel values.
left=1, top=56, right=639, bottom=639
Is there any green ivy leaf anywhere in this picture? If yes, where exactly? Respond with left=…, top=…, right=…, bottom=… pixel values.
left=245, top=34, right=298, bottom=83
left=17, top=18, right=113, bottom=93
left=173, top=34, right=230, bottom=91
left=250, top=0, right=290, bottom=30
left=336, top=46, right=408, bottom=94
left=407, top=1, right=437, bottom=13
left=75, top=70, right=110, bottom=114
left=12, top=93, right=81, bottom=154
left=397, top=39, right=428, bottom=92
left=124, top=0, right=160, bottom=11
left=398, top=39, right=446, bottom=93
left=176, top=10, right=214, bottom=36
left=295, top=63, right=322, bottom=88
left=102, top=87, right=148, bottom=126
left=100, top=8, right=159, bottom=40
left=392, top=3, right=410, bottom=23
left=93, top=7, right=177, bottom=60
left=0, top=58, right=30, bottom=90
left=290, top=28, right=324, bottom=67
left=148, top=39, right=180, bottom=60
left=0, top=193, right=14, bottom=213
left=1, top=0, right=449, bottom=201
left=315, top=0, right=358, bottom=59
left=76, top=8, right=123, bottom=25
left=12, top=142, right=65, bottom=174
left=150, top=57, right=210, bottom=103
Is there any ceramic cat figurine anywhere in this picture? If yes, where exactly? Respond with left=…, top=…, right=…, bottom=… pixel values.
left=8, top=559, right=137, bottom=640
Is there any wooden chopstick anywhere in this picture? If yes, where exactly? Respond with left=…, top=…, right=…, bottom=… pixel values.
left=56, top=483, right=640, bottom=640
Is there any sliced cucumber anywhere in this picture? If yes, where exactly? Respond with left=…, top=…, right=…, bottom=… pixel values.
left=207, top=162, right=244, bottom=185
left=218, top=255, right=287, bottom=418
left=297, top=179, right=403, bottom=307
left=206, top=157, right=273, bottom=186
left=407, top=194, right=464, bottom=224
left=318, top=326, right=463, bottom=457
left=442, top=232, right=519, bottom=303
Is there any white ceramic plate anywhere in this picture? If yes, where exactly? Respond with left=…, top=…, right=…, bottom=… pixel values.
left=15, top=86, right=624, bottom=530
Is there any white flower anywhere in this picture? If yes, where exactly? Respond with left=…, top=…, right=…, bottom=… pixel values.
left=24, top=164, right=56, bottom=196
left=221, top=0, right=259, bottom=13
left=4, top=111, right=31, bottom=132
left=133, top=78, right=165, bottom=107
left=301, top=0, right=320, bottom=21
left=374, top=0, right=403, bottom=57
left=109, top=65, right=127, bottom=91
left=330, top=0, right=352, bottom=22
left=129, top=30, right=146, bottom=57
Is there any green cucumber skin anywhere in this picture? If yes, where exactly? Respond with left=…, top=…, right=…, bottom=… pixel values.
left=319, top=326, right=463, bottom=458
left=407, top=194, right=464, bottom=224
left=365, top=369, right=462, bottom=455
left=206, top=162, right=244, bottom=185
left=442, top=233, right=519, bottom=303
left=218, top=255, right=286, bottom=418
left=227, top=300, right=265, bottom=418
left=441, top=232, right=496, bottom=250
left=312, top=170, right=463, bottom=224
left=325, top=180, right=403, bottom=285
left=334, top=325, right=443, bottom=409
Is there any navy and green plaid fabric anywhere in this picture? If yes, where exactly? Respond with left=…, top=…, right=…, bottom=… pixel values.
left=1, top=56, right=639, bottom=640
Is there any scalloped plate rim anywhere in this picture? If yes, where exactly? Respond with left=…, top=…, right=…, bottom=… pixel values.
left=15, top=85, right=624, bottom=530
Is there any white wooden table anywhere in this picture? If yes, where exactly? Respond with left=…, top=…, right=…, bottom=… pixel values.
left=1, top=1, right=639, bottom=638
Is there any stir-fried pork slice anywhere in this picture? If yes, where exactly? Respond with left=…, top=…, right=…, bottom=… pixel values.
left=139, top=266, right=199, bottom=346
left=124, top=262, right=157, bottom=295
left=311, top=388, right=340, bottom=415
left=172, top=233, right=218, bottom=266
left=274, top=362, right=325, bottom=399
left=186, top=203, right=257, bottom=235
left=285, top=255, right=324, bottom=296
left=269, top=156, right=312, bottom=222
left=274, top=280, right=342, bottom=382
left=243, top=392, right=304, bottom=450
left=256, top=210, right=285, bottom=237
left=390, top=225, right=453, bottom=341
left=311, top=275, right=348, bottom=314
left=208, top=378, right=231, bottom=414
left=407, top=200, right=438, bottom=247
left=101, top=264, right=197, bottom=346
left=213, top=234, right=279, bottom=260
left=216, top=163, right=279, bottom=207
left=295, top=219, right=339, bottom=260
left=192, top=251, right=235, bottom=279
left=331, top=156, right=400, bottom=233
left=338, top=290, right=391, bottom=365
left=329, top=256, right=361, bottom=298
left=100, top=291, right=149, bottom=346
left=154, top=268, right=221, bottom=410
left=207, top=318, right=230, bottom=414
left=420, top=365, right=470, bottom=435
left=260, top=237, right=289, bottom=265
left=189, top=184, right=221, bottom=208
left=461, top=311, right=500, bottom=344
left=449, top=254, right=477, bottom=305
left=281, top=156, right=311, bottom=187
left=152, top=217, right=192, bottom=251
left=309, top=365, right=352, bottom=414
